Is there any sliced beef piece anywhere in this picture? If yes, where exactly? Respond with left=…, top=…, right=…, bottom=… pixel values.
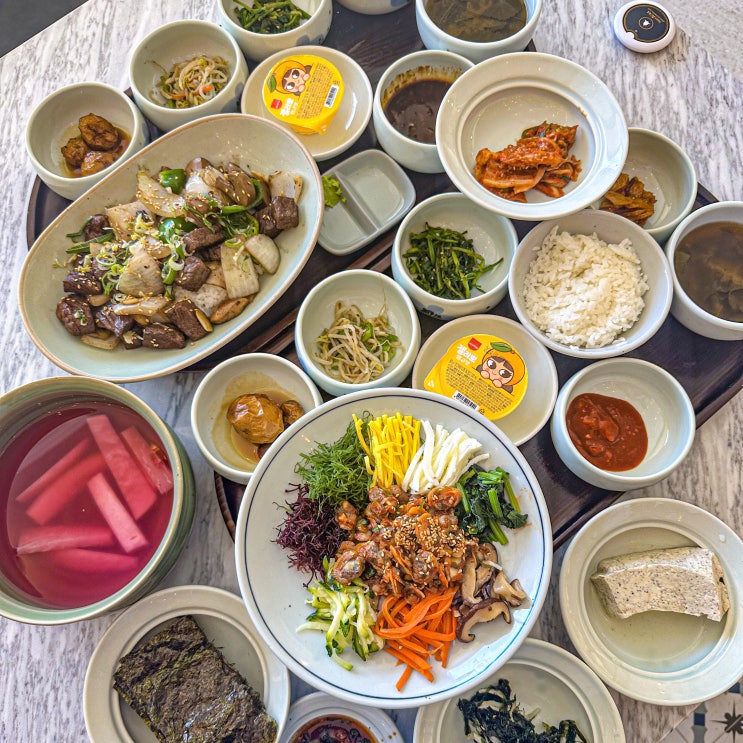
left=78, top=113, right=120, bottom=151
left=141, top=323, right=187, bottom=350
left=83, top=214, right=110, bottom=241
left=95, top=305, right=135, bottom=337
left=121, top=330, right=143, bottom=349
left=182, top=226, right=225, bottom=254
left=61, top=136, right=87, bottom=169
left=165, top=299, right=208, bottom=340
left=174, top=255, right=210, bottom=291
left=255, top=205, right=280, bottom=238
left=199, top=244, right=222, bottom=262
left=271, top=195, right=299, bottom=231
left=63, top=269, right=103, bottom=296
left=56, top=295, right=96, bottom=336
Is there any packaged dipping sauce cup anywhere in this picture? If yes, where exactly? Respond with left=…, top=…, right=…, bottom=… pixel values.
left=262, top=53, right=344, bottom=135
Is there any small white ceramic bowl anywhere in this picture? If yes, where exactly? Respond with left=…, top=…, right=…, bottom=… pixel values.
left=665, top=201, right=743, bottom=341
left=129, top=20, right=249, bottom=132
left=436, top=52, right=627, bottom=222
left=241, top=45, right=372, bottom=161
left=25, top=82, right=148, bottom=201
left=392, top=192, right=516, bottom=319
left=84, top=585, right=290, bottom=741
left=295, top=269, right=421, bottom=397
left=372, top=50, right=473, bottom=173
left=509, top=210, right=673, bottom=359
left=550, top=358, right=695, bottom=491
left=336, top=0, right=410, bottom=13
left=560, top=497, right=743, bottom=706
left=191, top=353, right=323, bottom=484
left=412, top=315, right=558, bottom=446
left=217, top=0, right=332, bottom=62
left=415, top=0, right=542, bottom=63
left=596, top=128, right=697, bottom=244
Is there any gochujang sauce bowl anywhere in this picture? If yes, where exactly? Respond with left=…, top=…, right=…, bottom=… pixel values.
left=372, top=50, right=473, bottom=174
left=0, top=377, right=195, bottom=625
left=550, top=358, right=695, bottom=491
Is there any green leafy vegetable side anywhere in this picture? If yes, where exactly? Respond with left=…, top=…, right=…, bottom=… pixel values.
left=295, top=417, right=371, bottom=510
left=403, top=223, right=502, bottom=300
left=456, top=466, right=528, bottom=545
left=234, top=0, right=310, bottom=34
left=322, top=174, right=347, bottom=208
left=458, top=678, right=589, bottom=743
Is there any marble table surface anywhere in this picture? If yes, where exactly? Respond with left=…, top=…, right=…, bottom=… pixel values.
left=0, top=1, right=741, bottom=742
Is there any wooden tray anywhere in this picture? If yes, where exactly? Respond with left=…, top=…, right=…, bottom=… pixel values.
left=27, top=4, right=743, bottom=549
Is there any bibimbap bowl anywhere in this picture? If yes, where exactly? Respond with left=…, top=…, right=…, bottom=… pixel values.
left=235, top=388, right=552, bottom=708
left=0, top=376, right=195, bottom=625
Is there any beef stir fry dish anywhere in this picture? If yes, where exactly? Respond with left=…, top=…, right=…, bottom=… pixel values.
left=55, top=157, right=303, bottom=351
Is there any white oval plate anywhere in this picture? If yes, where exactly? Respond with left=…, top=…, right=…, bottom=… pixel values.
left=436, top=52, right=627, bottom=221
left=560, top=498, right=743, bottom=705
left=19, top=114, right=323, bottom=383
left=412, top=315, right=558, bottom=446
left=235, top=388, right=552, bottom=708
left=414, top=637, right=625, bottom=742
left=241, top=46, right=373, bottom=162
left=279, top=692, right=402, bottom=743
left=84, top=585, right=290, bottom=742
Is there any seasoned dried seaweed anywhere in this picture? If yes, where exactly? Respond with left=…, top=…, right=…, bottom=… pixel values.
left=113, top=615, right=277, bottom=743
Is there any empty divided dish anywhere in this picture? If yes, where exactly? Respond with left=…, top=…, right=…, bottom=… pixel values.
left=318, top=149, right=416, bottom=255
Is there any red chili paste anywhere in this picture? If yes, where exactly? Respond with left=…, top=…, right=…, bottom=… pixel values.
left=565, top=392, right=648, bottom=471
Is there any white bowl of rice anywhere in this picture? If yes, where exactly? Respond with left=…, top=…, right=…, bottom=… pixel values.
left=508, top=209, right=673, bottom=359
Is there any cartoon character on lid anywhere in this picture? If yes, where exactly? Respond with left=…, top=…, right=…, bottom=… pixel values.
left=267, top=59, right=312, bottom=96
left=475, top=341, right=526, bottom=394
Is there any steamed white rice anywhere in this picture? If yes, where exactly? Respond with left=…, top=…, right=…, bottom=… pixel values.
left=522, top=226, right=649, bottom=349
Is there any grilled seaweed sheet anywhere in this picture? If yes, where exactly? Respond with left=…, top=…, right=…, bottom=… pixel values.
left=113, top=615, right=277, bottom=743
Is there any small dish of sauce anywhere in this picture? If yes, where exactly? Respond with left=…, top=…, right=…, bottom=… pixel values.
left=566, top=392, right=648, bottom=471
left=383, top=77, right=452, bottom=144
left=289, top=714, right=377, bottom=743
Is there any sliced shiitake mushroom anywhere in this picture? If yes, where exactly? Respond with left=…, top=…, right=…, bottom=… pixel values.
left=456, top=599, right=511, bottom=643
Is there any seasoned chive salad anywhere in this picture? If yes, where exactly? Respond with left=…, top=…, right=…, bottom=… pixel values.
left=403, top=223, right=502, bottom=300
left=233, top=0, right=310, bottom=34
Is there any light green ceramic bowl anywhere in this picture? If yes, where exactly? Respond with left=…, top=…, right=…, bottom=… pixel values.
left=0, top=377, right=195, bottom=625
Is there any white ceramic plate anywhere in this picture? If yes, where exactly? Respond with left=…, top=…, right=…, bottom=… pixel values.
left=560, top=497, right=743, bottom=705
left=84, top=585, right=290, bottom=742
left=319, top=149, right=415, bottom=255
left=436, top=52, right=627, bottom=221
left=279, top=692, right=402, bottom=743
left=412, top=315, right=558, bottom=446
left=414, top=637, right=625, bottom=742
left=235, top=388, right=552, bottom=708
left=19, top=114, right=323, bottom=383
left=241, top=46, right=373, bottom=162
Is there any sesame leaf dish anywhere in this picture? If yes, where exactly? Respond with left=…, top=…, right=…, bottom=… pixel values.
left=235, top=388, right=552, bottom=708
left=19, top=114, right=323, bottom=383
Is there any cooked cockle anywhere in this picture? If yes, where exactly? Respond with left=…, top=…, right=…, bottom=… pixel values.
left=227, top=393, right=285, bottom=444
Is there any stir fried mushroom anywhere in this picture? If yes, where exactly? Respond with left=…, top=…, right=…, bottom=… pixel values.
left=61, top=137, right=88, bottom=169
left=489, top=573, right=527, bottom=607
left=457, top=599, right=511, bottom=643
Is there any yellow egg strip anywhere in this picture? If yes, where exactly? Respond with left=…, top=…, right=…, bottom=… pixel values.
left=355, top=413, right=421, bottom=488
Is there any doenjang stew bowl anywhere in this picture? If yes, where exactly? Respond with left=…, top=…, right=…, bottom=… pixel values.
left=18, top=114, right=323, bottom=383
left=235, top=388, right=552, bottom=708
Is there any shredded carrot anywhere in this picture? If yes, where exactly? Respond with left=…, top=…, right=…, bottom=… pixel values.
left=375, top=588, right=458, bottom=690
